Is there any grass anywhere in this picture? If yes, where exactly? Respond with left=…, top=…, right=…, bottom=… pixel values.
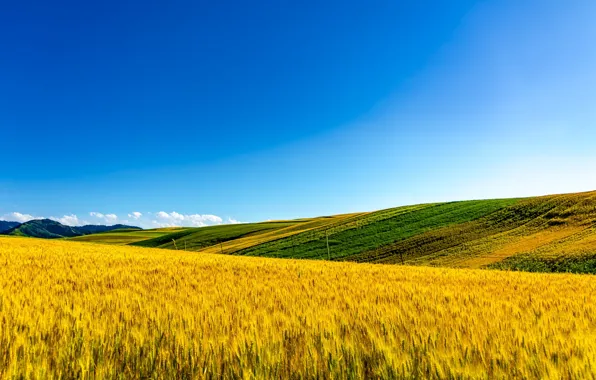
left=348, top=195, right=565, bottom=265
left=63, top=191, right=596, bottom=274
left=229, top=192, right=596, bottom=273
left=489, top=252, right=596, bottom=273
left=69, top=230, right=175, bottom=245
left=235, top=199, right=520, bottom=260
left=2, top=236, right=596, bottom=378
left=131, top=221, right=301, bottom=250
left=196, top=213, right=365, bottom=255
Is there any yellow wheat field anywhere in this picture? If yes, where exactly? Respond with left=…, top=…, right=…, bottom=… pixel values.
left=1, top=237, right=596, bottom=379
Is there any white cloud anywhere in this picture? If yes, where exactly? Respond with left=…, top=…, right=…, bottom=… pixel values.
left=153, top=211, right=225, bottom=227
left=170, top=212, right=185, bottom=221
left=128, top=211, right=142, bottom=220
left=50, top=214, right=81, bottom=226
left=152, top=220, right=176, bottom=228
left=2, top=210, right=239, bottom=230
left=2, top=212, right=81, bottom=226
left=89, top=212, right=119, bottom=225
left=156, top=211, right=170, bottom=219
left=186, top=214, right=222, bottom=226
left=1, top=212, right=38, bottom=223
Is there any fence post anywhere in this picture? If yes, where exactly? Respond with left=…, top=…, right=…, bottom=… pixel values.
left=326, top=230, right=330, bottom=260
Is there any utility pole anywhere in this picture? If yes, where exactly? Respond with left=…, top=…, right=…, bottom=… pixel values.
left=172, top=239, right=178, bottom=250
left=375, top=223, right=381, bottom=258
left=326, top=230, right=331, bottom=260
left=220, top=243, right=224, bottom=255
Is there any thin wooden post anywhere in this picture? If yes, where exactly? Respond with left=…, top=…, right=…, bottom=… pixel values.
left=326, top=230, right=330, bottom=260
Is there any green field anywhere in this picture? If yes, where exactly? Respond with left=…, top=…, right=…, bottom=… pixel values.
left=236, top=199, right=520, bottom=260
left=131, top=221, right=301, bottom=250
left=67, top=191, right=596, bottom=273
left=69, top=229, right=177, bottom=245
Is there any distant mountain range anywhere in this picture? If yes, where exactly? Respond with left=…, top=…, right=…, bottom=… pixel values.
left=0, top=219, right=141, bottom=239
left=0, top=221, right=20, bottom=233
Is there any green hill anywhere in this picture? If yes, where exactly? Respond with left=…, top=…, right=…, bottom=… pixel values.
left=66, top=191, right=596, bottom=273
left=3, top=219, right=141, bottom=239
left=131, top=221, right=299, bottom=250
left=4, top=219, right=82, bottom=238
left=0, top=221, right=20, bottom=233
left=76, top=224, right=142, bottom=235
left=69, top=228, right=184, bottom=245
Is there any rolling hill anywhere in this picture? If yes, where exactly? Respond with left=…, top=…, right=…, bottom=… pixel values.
left=68, top=228, right=184, bottom=245
left=0, top=221, right=20, bottom=233
left=68, top=191, right=596, bottom=273
left=2, top=219, right=141, bottom=239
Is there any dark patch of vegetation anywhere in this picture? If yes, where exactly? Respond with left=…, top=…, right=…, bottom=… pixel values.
left=0, top=221, right=20, bottom=233
left=489, top=253, right=596, bottom=274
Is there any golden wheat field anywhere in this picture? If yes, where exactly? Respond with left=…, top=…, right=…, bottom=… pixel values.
left=1, top=237, right=596, bottom=379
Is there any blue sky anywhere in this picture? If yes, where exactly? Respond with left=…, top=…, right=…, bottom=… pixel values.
left=1, top=0, right=596, bottom=228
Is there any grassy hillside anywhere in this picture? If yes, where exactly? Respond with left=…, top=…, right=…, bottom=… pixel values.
left=67, top=191, right=596, bottom=273
left=76, top=215, right=365, bottom=254
left=235, top=199, right=520, bottom=260
left=2, top=237, right=595, bottom=378
left=4, top=219, right=141, bottom=239
left=0, top=221, right=20, bottom=233
left=4, top=219, right=82, bottom=238
left=131, top=221, right=301, bottom=250
left=228, top=191, right=596, bottom=272
left=195, top=213, right=366, bottom=255
left=69, top=229, right=177, bottom=245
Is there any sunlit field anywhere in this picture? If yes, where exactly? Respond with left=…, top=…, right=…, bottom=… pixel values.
left=58, top=192, right=596, bottom=274
left=1, top=237, right=596, bottom=379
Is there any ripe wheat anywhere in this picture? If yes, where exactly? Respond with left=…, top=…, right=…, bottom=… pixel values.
left=1, top=237, right=595, bottom=378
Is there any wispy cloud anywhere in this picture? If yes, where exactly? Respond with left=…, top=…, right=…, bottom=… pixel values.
left=128, top=211, right=142, bottom=220
left=89, top=212, right=119, bottom=225
left=0, top=212, right=39, bottom=223
left=50, top=214, right=81, bottom=226
left=2, top=210, right=240, bottom=229
left=152, top=212, right=224, bottom=227
left=0, top=212, right=83, bottom=227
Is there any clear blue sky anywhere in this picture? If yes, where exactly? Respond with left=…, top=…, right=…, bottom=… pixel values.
left=2, top=0, right=596, bottom=228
